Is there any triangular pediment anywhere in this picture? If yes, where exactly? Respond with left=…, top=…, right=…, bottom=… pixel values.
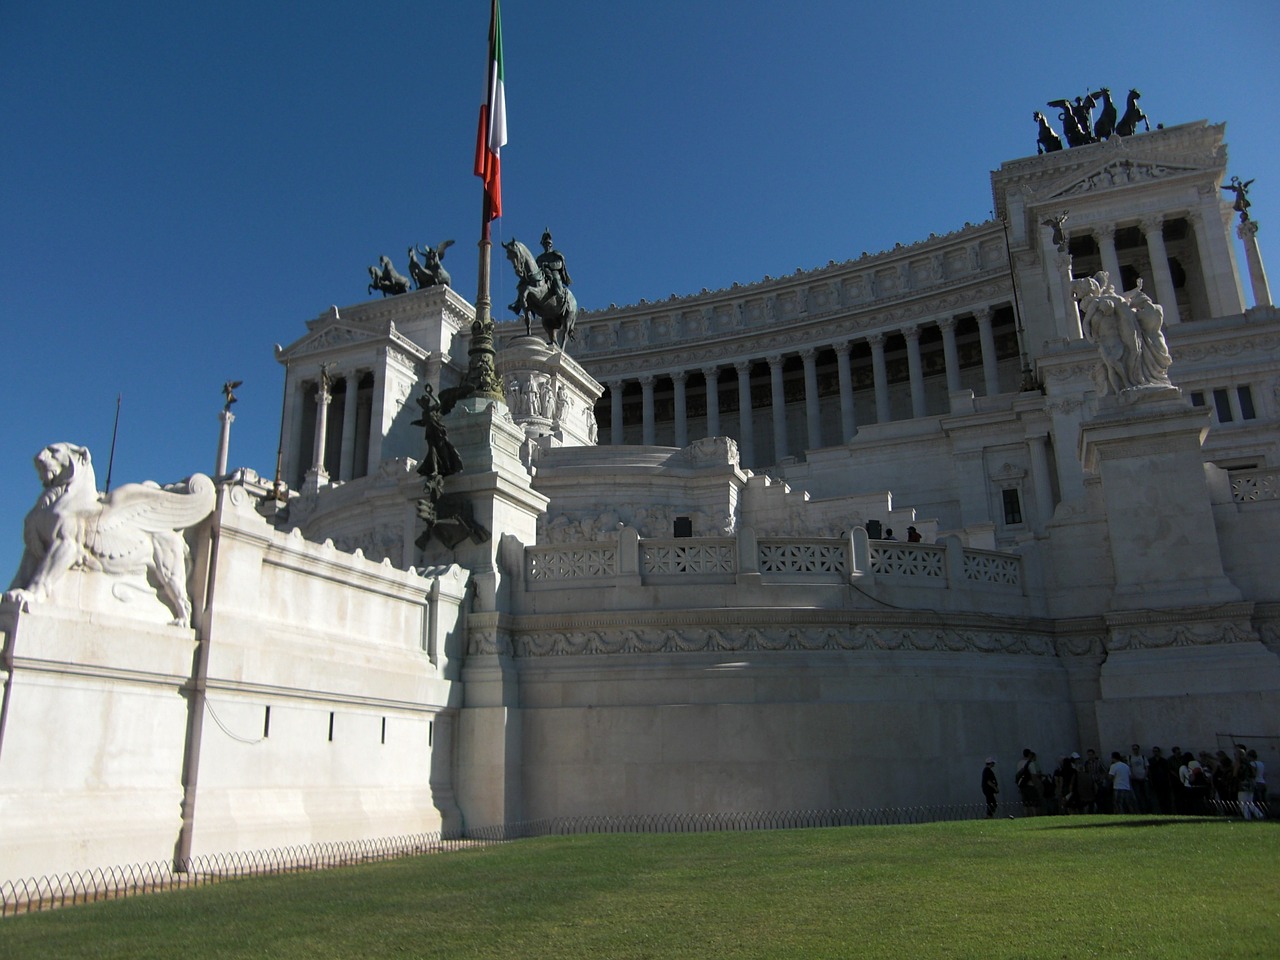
left=1045, top=157, right=1203, bottom=202
left=276, top=323, right=381, bottom=362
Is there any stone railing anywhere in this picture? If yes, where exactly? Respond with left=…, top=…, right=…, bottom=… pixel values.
left=1230, top=467, right=1280, bottom=503
left=523, top=528, right=1022, bottom=594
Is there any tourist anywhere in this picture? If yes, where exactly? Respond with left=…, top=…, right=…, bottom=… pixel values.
left=1147, top=746, right=1174, bottom=814
left=1109, top=752, right=1136, bottom=814
left=1057, top=754, right=1079, bottom=814
left=1248, top=750, right=1267, bottom=816
left=906, top=526, right=922, bottom=542
left=883, top=528, right=897, bottom=541
left=1083, top=749, right=1108, bottom=813
left=981, top=758, right=999, bottom=818
left=1128, top=744, right=1150, bottom=813
left=1234, top=745, right=1261, bottom=820
left=1016, top=749, right=1042, bottom=816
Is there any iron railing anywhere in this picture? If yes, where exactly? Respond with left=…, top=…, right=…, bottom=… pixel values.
left=2, top=798, right=1263, bottom=917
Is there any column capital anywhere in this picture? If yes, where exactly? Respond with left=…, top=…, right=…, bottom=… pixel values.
left=700, top=364, right=719, bottom=379
left=639, top=374, right=656, bottom=388
left=866, top=332, right=886, bottom=348
left=1092, top=223, right=1117, bottom=242
left=733, top=359, right=752, bottom=374
left=766, top=354, right=784, bottom=368
left=973, top=306, right=993, bottom=324
left=1139, top=214, right=1166, bottom=236
left=937, top=316, right=957, bottom=334
left=670, top=369, right=687, bottom=384
left=901, top=323, right=921, bottom=342
left=1238, top=219, right=1261, bottom=241
left=833, top=340, right=852, bottom=357
left=799, top=347, right=817, bottom=363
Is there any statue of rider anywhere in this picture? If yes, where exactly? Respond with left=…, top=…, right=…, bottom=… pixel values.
left=536, top=229, right=573, bottom=309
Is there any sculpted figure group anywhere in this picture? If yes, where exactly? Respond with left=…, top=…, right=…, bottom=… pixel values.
left=1035, top=87, right=1149, bottom=154
left=367, top=240, right=454, bottom=297
left=1072, top=271, right=1172, bottom=396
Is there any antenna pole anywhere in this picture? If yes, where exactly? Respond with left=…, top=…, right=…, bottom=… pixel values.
left=105, top=394, right=122, bottom=493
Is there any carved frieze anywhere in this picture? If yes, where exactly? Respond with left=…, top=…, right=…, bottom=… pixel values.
left=500, top=622, right=1056, bottom=658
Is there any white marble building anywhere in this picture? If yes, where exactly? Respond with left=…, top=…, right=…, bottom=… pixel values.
left=3, top=116, right=1278, bottom=879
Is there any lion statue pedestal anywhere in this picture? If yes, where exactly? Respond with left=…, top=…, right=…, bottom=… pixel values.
left=3, top=443, right=215, bottom=627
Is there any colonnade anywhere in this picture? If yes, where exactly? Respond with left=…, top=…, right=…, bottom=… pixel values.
left=288, top=368, right=378, bottom=488
left=605, top=306, right=1015, bottom=465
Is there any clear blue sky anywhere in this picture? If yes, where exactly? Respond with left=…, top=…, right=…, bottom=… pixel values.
left=2, top=1, right=1277, bottom=579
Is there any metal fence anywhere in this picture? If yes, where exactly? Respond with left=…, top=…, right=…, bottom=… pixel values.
left=1, top=799, right=1260, bottom=917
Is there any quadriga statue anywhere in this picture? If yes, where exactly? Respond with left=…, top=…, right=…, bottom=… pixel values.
left=4, top=443, right=215, bottom=626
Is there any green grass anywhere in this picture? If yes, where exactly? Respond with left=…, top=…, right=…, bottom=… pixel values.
left=2, top=817, right=1277, bottom=959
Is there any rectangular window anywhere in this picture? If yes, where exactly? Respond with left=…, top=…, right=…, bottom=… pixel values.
left=1189, top=391, right=1206, bottom=407
left=428, top=721, right=434, bottom=748
left=1002, top=488, right=1023, bottom=526
left=1212, top=389, right=1233, bottom=423
left=1237, top=386, right=1256, bottom=420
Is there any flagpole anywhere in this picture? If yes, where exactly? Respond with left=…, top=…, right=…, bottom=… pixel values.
left=446, top=0, right=505, bottom=412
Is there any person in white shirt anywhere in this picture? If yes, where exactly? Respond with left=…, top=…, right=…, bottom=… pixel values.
left=1109, top=752, right=1135, bottom=814
left=1128, top=744, right=1150, bottom=813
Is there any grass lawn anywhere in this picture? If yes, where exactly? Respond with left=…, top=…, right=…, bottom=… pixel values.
left=1, top=816, right=1276, bottom=959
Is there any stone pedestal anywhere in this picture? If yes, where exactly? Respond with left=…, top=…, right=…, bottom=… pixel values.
left=497, top=336, right=603, bottom=449
left=439, top=397, right=549, bottom=831
left=1078, top=388, right=1241, bottom=611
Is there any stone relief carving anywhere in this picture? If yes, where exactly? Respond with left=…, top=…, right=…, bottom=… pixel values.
left=4, top=443, right=215, bottom=626
left=1108, top=620, right=1257, bottom=651
left=497, top=623, right=1057, bottom=658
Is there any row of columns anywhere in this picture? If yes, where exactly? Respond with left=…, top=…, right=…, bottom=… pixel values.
left=608, top=308, right=1007, bottom=463
left=1091, top=217, right=1182, bottom=324
left=295, top=369, right=378, bottom=488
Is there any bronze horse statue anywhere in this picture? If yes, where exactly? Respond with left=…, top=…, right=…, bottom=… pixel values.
left=368, top=255, right=411, bottom=297
left=502, top=238, right=577, bottom=350
left=1116, top=88, right=1149, bottom=138
left=407, top=240, right=454, bottom=290
left=1034, top=111, right=1063, bottom=154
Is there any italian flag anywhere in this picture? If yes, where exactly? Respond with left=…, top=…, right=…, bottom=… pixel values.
left=474, top=0, right=506, bottom=221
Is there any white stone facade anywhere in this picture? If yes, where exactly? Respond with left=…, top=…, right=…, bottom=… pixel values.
left=3, top=118, right=1279, bottom=879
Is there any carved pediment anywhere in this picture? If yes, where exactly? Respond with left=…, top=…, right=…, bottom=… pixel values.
left=1046, top=158, right=1202, bottom=201
left=277, top=323, right=380, bottom=362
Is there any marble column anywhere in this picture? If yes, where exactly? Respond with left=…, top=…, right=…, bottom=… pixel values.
left=734, top=360, right=755, bottom=467
left=1141, top=215, right=1181, bottom=324
left=975, top=308, right=1000, bottom=397
left=640, top=375, right=656, bottom=446
left=1027, top=434, right=1054, bottom=533
left=801, top=348, right=822, bottom=450
left=1238, top=219, right=1273, bottom=308
left=834, top=342, right=857, bottom=441
left=938, top=317, right=962, bottom=396
left=767, top=355, right=788, bottom=461
left=672, top=370, right=688, bottom=448
left=903, top=325, right=926, bottom=418
left=702, top=366, right=721, bottom=437
left=307, top=376, right=333, bottom=490
left=610, top=380, right=624, bottom=445
left=1094, top=224, right=1123, bottom=288
left=339, top=374, right=360, bottom=481
left=365, top=358, right=386, bottom=475
left=868, top=333, right=890, bottom=424
left=215, top=409, right=234, bottom=477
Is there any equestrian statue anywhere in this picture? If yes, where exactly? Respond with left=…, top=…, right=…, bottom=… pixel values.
left=503, top=229, right=578, bottom=350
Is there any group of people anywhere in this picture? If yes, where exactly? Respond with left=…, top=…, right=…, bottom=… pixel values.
left=981, top=743, right=1268, bottom=819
